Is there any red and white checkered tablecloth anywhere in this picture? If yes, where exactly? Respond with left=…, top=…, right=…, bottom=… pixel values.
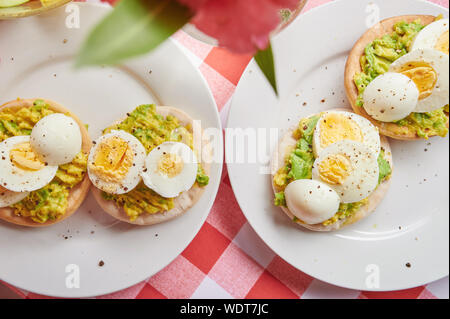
left=3, top=0, right=449, bottom=299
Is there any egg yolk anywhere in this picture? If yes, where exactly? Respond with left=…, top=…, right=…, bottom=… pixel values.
left=10, top=142, right=45, bottom=171
left=399, top=62, right=438, bottom=100
left=90, top=136, right=133, bottom=183
left=318, top=154, right=352, bottom=185
left=157, top=153, right=184, bottom=178
left=435, top=30, right=449, bottom=55
left=319, top=114, right=363, bottom=149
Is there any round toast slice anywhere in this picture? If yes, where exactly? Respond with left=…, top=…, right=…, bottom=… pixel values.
left=271, top=108, right=393, bottom=232
left=0, top=98, right=92, bottom=227
left=344, top=15, right=449, bottom=140
left=91, top=106, right=212, bottom=226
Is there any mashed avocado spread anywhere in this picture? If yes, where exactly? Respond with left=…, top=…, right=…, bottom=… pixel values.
left=273, top=114, right=392, bottom=226
left=102, top=104, right=209, bottom=221
left=354, top=19, right=449, bottom=139
left=0, top=100, right=88, bottom=223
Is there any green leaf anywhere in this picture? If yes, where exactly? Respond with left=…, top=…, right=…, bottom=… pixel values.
left=76, top=0, right=192, bottom=67
left=254, top=43, right=278, bottom=96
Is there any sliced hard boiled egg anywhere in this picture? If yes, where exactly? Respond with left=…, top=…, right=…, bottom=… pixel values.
left=0, top=136, right=58, bottom=192
left=88, top=130, right=146, bottom=195
left=411, top=19, right=449, bottom=55
left=363, top=72, right=419, bottom=122
left=389, top=49, right=449, bottom=113
left=312, top=140, right=379, bottom=204
left=285, top=179, right=340, bottom=225
left=141, top=142, right=198, bottom=199
left=0, top=186, right=29, bottom=208
left=313, top=111, right=381, bottom=157
left=30, top=113, right=82, bottom=166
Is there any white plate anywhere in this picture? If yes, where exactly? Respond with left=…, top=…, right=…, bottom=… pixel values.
left=227, top=0, right=449, bottom=291
left=0, top=3, right=223, bottom=297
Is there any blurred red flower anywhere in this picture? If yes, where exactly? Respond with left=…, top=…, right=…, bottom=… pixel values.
left=178, top=0, right=299, bottom=53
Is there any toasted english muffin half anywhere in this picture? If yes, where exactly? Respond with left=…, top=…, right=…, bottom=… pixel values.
left=91, top=106, right=212, bottom=226
left=271, top=108, right=393, bottom=232
left=344, top=15, right=449, bottom=140
left=0, top=98, right=92, bottom=227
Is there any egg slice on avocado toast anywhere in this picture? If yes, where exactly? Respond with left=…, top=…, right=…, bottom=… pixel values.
left=89, top=104, right=211, bottom=226
left=272, top=109, right=393, bottom=232
left=0, top=98, right=91, bottom=227
left=345, top=15, right=449, bottom=140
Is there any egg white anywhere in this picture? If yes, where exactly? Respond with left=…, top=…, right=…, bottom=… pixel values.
left=313, top=111, right=381, bottom=158
left=312, top=140, right=379, bottom=204
left=31, top=113, right=82, bottom=166
left=389, top=49, right=449, bottom=113
left=0, top=136, right=58, bottom=192
left=141, top=142, right=198, bottom=199
left=285, top=179, right=340, bottom=225
left=88, top=130, right=146, bottom=195
left=411, top=19, right=449, bottom=53
left=0, top=187, right=29, bottom=208
left=363, top=72, right=419, bottom=122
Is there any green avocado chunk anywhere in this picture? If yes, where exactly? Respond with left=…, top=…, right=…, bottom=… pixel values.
left=378, top=149, right=392, bottom=184
left=287, top=115, right=320, bottom=181
left=196, top=167, right=210, bottom=187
